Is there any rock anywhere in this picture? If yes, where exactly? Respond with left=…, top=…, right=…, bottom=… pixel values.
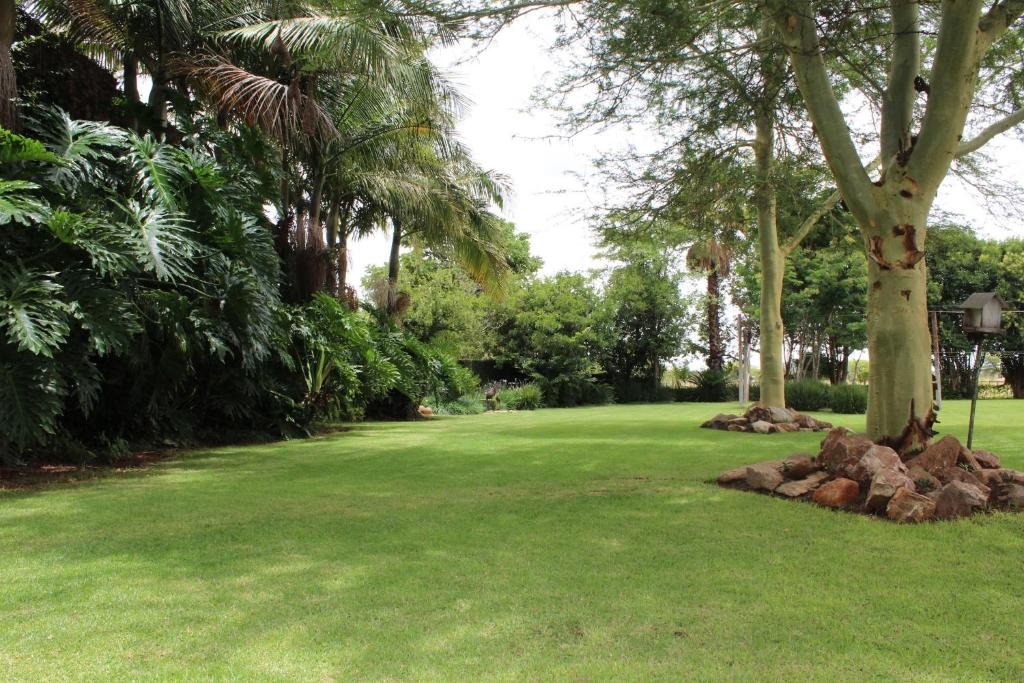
left=744, top=405, right=773, bottom=424
left=905, top=436, right=962, bottom=476
left=975, top=468, right=1006, bottom=490
left=769, top=406, right=796, bottom=424
left=817, top=429, right=874, bottom=474
left=886, top=487, right=937, bottom=523
left=907, top=466, right=941, bottom=494
left=782, top=455, right=818, bottom=480
left=1006, top=469, right=1024, bottom=486
left=812, top=478, right=861, bottom=509
left=776, top=422, right=799, bottom=433
left=848, top=445, right=905, bottom=483
left=726, top=417, right=750, bottom=427
left=958, top=447, right=983, bottom=472
left=936, top=467, right=991, bottom=500
left=865, top=468, right=915, bottom=513
left=794, top=414, right=817, bottom=429
left=776, top=471, right=830, bottom=498
left=996, top=483, right=1024, bottom=510
left=727, top=424, right=748, bottom=432
left=746, top=463, right=784, bottom=491
left=934, top=481, right=989, bottom=520
left=417, top=405, right=434, bottom=417
left=717, top=466, right=750, bottom=485
left=972, top=450, right=1001, bottom=469
left=750, top=420, right=775, bottom=435
left=702, top=413, right=738, bottom=429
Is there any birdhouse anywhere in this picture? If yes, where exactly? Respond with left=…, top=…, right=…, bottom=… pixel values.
left=960, top=292, right=1006, bottom=335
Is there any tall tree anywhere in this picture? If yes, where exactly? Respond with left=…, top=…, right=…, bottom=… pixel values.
left=764, top=0, right=1024, bottom=446
left=0, top=0, right=15, bottom=129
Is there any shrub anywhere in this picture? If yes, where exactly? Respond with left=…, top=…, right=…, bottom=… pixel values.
left=503, top=383, right=543, bottom=410
left=428, top=393, right=486, bottom=416
left=785, top=379, right=832, bottom=412
left=693, top=369, right=735, bottom=402
left=830, top=383, right=868, bottom=414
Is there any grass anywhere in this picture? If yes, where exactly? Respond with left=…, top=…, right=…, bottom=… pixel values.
left=2, top=400, right=1024, bottom=681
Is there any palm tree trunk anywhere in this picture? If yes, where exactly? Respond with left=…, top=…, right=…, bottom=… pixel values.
left=387, top=219, right=403, bottom=313
left=707, top=269, right=723, bottom=371
left=0, top=0, right=17, bottom=131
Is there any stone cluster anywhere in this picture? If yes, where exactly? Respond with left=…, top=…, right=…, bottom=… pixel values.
left=717, top=429, right=1024, bottom=523
left=701, top=405, right=833, bottom=434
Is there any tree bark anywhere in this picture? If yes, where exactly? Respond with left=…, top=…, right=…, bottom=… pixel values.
left=862, top=200, right=934, bottom=443
left=0, top=0, right=17, bottom=131
left=1002, top=353, right=1024, bottom=399
left=754, top=114, right=787, bottom=408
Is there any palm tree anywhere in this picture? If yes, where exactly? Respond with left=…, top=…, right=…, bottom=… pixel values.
left=686, top=239, right=731, bottom=371
left=1, top=0, right=15, bottom=130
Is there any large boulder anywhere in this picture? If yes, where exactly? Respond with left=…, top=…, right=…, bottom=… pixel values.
left=750, top=420, right=776, bottom=435
left=746, top=462, right=785, bottom=491
left=812, top=478, right=861, bottom=509
left=996, top=483, right=1024, bottom=510
left=907, top=466, right=941, bottom=494
left=905, top=436, right=962, bottom=476
left=817, top=429, right=874, bottom=474
left=769, top=406, right=796, bottom=424
left=936, top=467, right=991, bottom=500
left=865, top=468, right=915, bottom=513
left=776, top=422, right=800, bottom=433
left=958, top=447, right=983, bottom=473
left=972, top=450, right=1002, bottom=470
left=702, top=413, right=739, bottom=429
left=717, top=466, right=751, bottom=486
left=776, top=471, right=830, bottom=498
left=744, top=405, right=773, bottom=424
left=782, top=455, right=818, bottom=480
left=886, top=487, right=937, bottom=523
left=934, top=481, right=989, bottom=520
left=848, top=445, right=905, bottom=483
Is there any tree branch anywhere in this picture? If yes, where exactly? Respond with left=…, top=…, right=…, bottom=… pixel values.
left=907, top=0, right=986, bottom=193
left=880, top=0, right=920, bottom=167
left=978, top=0, right=1024, bottom=52
left=956, top=107, right=1024, bottom=157
left=765, top=0, right=876, bottom=225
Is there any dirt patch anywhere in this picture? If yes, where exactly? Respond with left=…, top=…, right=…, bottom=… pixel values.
left=0, top=451, right=178, bottom=491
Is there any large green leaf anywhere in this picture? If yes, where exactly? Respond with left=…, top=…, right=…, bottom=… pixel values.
left=0, top=180, right=50, bottom=225
left=0, top=266, right=70, bottom=357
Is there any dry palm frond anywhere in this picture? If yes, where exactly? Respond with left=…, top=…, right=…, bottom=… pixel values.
left=171, top=53, right=336, bottom=142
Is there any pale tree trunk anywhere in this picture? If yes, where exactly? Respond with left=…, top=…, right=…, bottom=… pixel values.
left=0, top=0, right=16, bottom=131
left=753, top=114, right=787, bottom=408
left=862, top=199, right=934, bottom=443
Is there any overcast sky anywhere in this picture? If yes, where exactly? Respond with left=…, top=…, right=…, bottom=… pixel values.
left=347, top=14, right=1024, bottom=291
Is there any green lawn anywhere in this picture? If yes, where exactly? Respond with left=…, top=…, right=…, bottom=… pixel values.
left=3, top=401, right=1023, bottom=681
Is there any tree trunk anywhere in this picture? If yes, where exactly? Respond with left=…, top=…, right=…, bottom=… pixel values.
left=1002, top=353, right=1024, bottom=398
left=862, top=201, right=934, bottom=446
left=387, top=220, right=403, bottom=313
left=0, top=0, right=17, bottom=131
left=754, top=114, right=786, bottom=408
left=706, top=269, right=723, bottom=371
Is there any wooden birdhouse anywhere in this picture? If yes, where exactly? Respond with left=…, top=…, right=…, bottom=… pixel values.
left=960, top=293, right=1006, bottom=335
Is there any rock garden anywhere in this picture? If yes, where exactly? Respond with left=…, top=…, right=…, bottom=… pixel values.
left=717, top=429, right=1024, bottom=522
left=702, top=405, right=834, bottom=434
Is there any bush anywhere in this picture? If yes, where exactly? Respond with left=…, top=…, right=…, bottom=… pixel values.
left=693, top=369, right=735, bottom=402
left=830, top=383, right=868, bottom=414
left=502, top=383, right=543, bottom=410
left=428, top=393, right=486, bottom=416
left=785, top=379, right=832, bottom=412
left=535, top=375, right=613, bottom=407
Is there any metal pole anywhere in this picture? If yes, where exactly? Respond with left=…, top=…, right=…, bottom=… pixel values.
left=931, top=311, right=942, bottom=410
left=967, top=337, right=985, bottom=450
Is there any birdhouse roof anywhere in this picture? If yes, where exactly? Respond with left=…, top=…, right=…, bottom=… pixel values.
left=960, top=292, right=1005, bottom=310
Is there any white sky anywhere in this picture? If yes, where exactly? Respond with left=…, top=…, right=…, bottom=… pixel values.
left=347, top=14, right=1024, bottom=291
